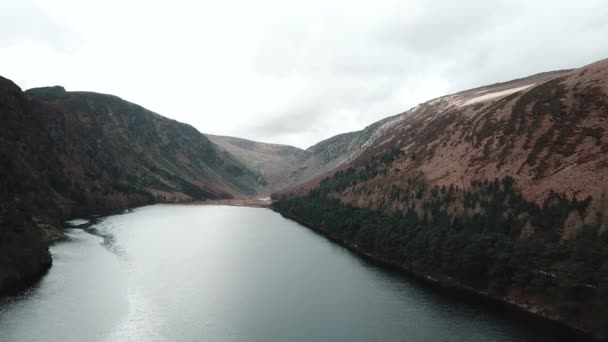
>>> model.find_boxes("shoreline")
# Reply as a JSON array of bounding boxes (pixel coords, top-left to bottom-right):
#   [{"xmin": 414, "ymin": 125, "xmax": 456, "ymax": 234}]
[
  {"xmin": 272, "ymin": 208, "xmax": 603, "ymax": 342},
  {"xmin": 191, "ymin": 198, "xmax": 271, "ymax": 208}
]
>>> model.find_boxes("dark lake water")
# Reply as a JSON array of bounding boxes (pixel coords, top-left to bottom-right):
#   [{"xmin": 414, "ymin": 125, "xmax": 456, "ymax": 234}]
[{"xmin": 0, "ymin": 205, "xmax": 576, "ymax": 341}]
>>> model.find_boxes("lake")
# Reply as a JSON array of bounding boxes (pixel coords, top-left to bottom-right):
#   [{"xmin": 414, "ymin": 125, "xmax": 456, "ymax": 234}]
[{"xmin": 0, "ymin": 205, "xmax": 576, "ymax": 341}]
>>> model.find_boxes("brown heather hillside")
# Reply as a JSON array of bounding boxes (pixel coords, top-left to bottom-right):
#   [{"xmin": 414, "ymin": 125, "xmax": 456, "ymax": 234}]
[
  {"xmin": 278, "ymin": 59, "xmax": 607, "ymax": 206},
  {"xmin": 0, "ymin": 78, "xmax": 260, "ymax": 294}
]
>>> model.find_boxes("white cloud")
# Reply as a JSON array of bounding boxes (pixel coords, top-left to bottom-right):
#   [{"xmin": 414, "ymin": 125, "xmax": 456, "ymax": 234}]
[{"xmin": 1, "ymin": 0, "xmax": 607, "ymax": 148}]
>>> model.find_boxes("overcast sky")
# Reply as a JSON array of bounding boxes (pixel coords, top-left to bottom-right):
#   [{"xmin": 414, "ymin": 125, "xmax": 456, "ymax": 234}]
[{"xmin": 1, "ymin": 0, "xmax": 607, "ymax": 148}]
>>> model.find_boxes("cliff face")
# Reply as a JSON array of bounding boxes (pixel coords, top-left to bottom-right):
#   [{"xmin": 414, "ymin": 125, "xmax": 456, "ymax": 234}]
[
  {"xmin": 0, "ymin": 77, "xmax": 260, "ymax": 294},
  {"xmin": 273, "ymin": 58, "xmax": 608, "ymax": 339}
]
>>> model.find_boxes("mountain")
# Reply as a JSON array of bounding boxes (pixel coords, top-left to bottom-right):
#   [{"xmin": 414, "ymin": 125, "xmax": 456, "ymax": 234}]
[
  {"xmin": 0, "ymin": 78, "xmax": 260, "ymax": 295},
  {"xmin": 1, "ymin": 56, "xmax": 607, "ymax": 339},
  {"xmin": 207, "ymin": 135, "xmax": 304, "ymax": 194},
  {"xmin": 208, "ymin": 132, "xmax": 365, "ymax": 194},
  {"xmin": 208, "ymin": 124, "xmax": 405, "ymax": 195},
  {"xmin": 273, "ymin": 59, "xmax": 608, "ymax": 339}
]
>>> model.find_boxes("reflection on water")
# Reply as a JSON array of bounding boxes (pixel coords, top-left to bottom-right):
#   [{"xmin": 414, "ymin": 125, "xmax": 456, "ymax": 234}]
[
  {"xmin": 0, "ymin": 229, "xmax": 129, "ymax": 342},
  {"xmin": 0, "ymin": 205, "xmax": 577, "ymax": 342}
]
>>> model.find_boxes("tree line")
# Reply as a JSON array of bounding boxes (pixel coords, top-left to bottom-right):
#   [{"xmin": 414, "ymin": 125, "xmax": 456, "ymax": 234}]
[{"xmin": 273, "ymin": 151, "xmax": 608, "ymax": 336}]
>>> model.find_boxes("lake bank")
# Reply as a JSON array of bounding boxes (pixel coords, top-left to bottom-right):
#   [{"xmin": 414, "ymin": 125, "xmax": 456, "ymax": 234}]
[{"xmin": 271, "ymin": 208, "xmax": 603, "ymax": 342}]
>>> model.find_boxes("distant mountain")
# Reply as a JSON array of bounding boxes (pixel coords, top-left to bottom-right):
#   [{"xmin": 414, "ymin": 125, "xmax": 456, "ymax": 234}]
[
  {"xmin": 208, "ymin": 123, "xmax": 411, "ymax": 195},
  {"xmin": 208, "ymin": 132, "xmax": 365, "ymax": 194},
  {"xmin": 207, "ymin": 135, "xmax": 304, "ymax": 194},
  {"xmin": 0, "ymin": 78, "xmax": 260, "ymax": 294},
  {"xmin": 273, "ymin": 59, "xmax": 608, "ymax": 339}
]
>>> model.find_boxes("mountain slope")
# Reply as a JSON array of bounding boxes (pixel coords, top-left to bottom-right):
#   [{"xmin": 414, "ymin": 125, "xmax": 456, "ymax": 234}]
[
  {"xmin": 0, "ymin": 78, "xmax": 260, "ymax": 294},
  {"xmin": 208, "ymin": 131, "xmax": 370, "ymax": 194},
  {"xmin": 273, "ymin": 59, "xmax": 608, "ymax": 339},
  {"xmin": 207, "ymin": 134, "xmax": 304, "ymax": 194},
  {"xmin": 341, "ymin": 63, "xmax": 605, "ymax": 203},
  {"xmin": 277, "ymin": 68, "xmax": 596, "ymax": 199},
  {"xmin": 208, "ymin": 122, "xmax": 409, "ymax": 194}
]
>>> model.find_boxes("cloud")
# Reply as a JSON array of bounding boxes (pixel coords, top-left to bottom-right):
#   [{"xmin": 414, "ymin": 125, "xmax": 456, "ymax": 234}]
[
  {"xmin": 1, "ymin": 0, "xmax": 608, "ymax": 148},
  {"xmin": 0, "ymin": 1, "xmax": 81, "ymax": 52}
]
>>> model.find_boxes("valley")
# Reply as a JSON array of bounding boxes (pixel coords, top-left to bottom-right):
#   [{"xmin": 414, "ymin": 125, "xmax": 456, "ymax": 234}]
[{"xmin": 0, "ymin": 57, "xmax": 607, "ymax": 340}]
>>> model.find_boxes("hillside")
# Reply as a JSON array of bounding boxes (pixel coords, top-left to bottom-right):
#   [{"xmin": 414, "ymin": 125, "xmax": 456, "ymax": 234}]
[
  {"xmin": 209, "ymin": 127, "xmax": 394, "ymax": 194},
  {"xmin": 207, "ymin": 135, "xmax": 304, "ymax": 194},
  {"xmin": 273, "ymin": 59, "xmax": 608, "ymax": 339},
  {"xmin": 0, "ymin": 78, "xmax": 260, "ymax": 294},
  {"xmin": 208, "ymin": 131, "xmax": 366, "ymax": 194}
]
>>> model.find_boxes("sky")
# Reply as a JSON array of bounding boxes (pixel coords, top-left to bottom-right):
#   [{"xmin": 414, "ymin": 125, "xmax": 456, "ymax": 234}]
[{"xmin": 1, "ymin": 0, "xmax": 608, "ymax": 148}]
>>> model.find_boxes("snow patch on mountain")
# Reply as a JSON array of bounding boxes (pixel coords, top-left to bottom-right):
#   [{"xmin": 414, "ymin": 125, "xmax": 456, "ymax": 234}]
[{"xmin": 461, "ymin": 84, "xmax": 535, "ymax": 107}]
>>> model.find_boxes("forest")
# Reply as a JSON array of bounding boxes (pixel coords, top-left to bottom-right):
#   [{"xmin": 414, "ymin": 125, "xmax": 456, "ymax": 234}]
[{"xmin": 273, "ymin": 149, "xmax": 608, "ymax": 336}]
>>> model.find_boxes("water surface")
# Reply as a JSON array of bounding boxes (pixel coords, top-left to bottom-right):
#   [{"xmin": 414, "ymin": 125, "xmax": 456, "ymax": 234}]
[{"xmin": 0, "ymin": 205, "xmax": 575, "ymax": 341}]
